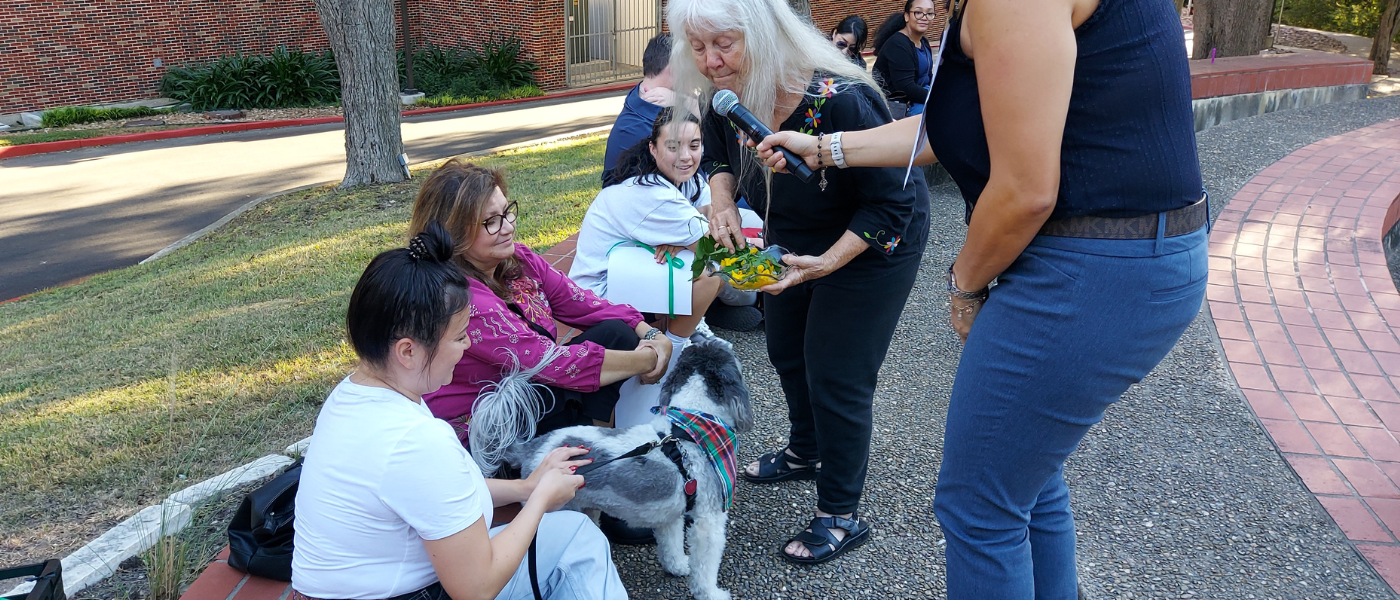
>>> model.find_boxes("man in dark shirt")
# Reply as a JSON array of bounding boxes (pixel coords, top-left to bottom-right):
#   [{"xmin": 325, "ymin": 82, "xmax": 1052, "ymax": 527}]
[{"xmin": 602, "ymin": 33, "xmax": 676, "ymax": 178}]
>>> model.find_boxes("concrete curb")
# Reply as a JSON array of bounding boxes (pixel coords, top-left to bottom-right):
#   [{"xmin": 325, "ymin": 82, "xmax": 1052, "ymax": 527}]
[
  {"xmin": 138, "ymin": 124, "xmax": 613, "ymax": 265},
  {"xmin": 0, "ymin": 82, "xmax": 633, "ymax": 161}
]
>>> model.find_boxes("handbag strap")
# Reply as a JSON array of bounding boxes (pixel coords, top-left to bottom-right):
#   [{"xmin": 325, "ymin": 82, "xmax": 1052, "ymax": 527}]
[
  {"xmin": 528, "ymin": 535, "xmax": 543, "ymax": 600},
  {"xmin": 0, "ymin": 560, "xmax": 62, "ymax": 600},
  {"xmin": 505, "ymin": 302, "xmax": 558, "ymax": 343}
]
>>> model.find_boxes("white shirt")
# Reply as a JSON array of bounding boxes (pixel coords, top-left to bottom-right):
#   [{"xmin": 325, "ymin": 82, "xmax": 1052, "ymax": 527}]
[
  {"xmin": 292, "ymin": 378, "xmax": 493, "ymax": 599},
  {"xmin": 570, "ymin": 176, "xmax": 711, "ymax": 296}
]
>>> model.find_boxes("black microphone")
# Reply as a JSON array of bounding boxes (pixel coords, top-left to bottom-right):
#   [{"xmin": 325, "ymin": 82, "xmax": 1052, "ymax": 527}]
[{"xmin": 711, "ymin": 90, "xmax": 816, "ymax": 183}]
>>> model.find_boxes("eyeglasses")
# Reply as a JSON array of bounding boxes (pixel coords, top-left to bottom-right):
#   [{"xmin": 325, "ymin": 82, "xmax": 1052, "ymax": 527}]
[
  {"xmin": 835, "ymin": 40, "xmax": 849, "ymax": 49},
  {"xmin": 482, "ymin": 201, "xmax": 518, "ymax": 235},
  {"xmin": 910, "ymin": 10, "xmax": 936, "ymax": 20}
]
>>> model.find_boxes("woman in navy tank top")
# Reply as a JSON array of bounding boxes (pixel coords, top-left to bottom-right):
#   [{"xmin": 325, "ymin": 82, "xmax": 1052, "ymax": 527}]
[{"xmin": 757, "ymin": 0, "xmax": 1206, "ymax": 597}]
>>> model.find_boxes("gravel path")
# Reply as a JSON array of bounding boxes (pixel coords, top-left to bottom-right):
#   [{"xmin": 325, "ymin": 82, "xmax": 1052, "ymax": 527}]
[{"xmin": 612, "ymin": 96, "xmax": 1400, "ymax": 599}]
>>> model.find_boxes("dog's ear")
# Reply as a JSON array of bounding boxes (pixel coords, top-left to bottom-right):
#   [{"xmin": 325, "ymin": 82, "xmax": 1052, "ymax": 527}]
[{"xmin": 721, "ymin": 354, "xmax": 755, "ymax": 434}]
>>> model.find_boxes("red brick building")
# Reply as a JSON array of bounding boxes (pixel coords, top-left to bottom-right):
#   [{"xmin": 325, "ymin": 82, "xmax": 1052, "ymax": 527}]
[{"xmin": 0, "ymin": 0, "xmax": 945, "ymax": 115}]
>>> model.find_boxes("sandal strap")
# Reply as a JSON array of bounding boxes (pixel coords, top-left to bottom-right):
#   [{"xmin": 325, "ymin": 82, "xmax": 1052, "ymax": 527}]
[
  {"xmin": 817, "ymin": 515, "xmax": 863, "ymax": 534},
  {"xmin": 792, "ymin": 529, "xmax": 830, "ymax": 548},
  {"xmin": 755, "ymin": 446, "xmax": 816, "ymax": 477}
]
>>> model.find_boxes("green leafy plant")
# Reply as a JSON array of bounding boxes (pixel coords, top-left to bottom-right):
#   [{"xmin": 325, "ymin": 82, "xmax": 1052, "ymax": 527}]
[
  {"xmin": 477, "ymin": 36, "xmax": 539, "ymax": 89},
  {"xmin": 40, "ymin": 106, "xmax": 162, "ymax": 128},
  {"xmin": 400, "ymin": 38, "xmax": 538, "ymax": 98},
  {"xmin": 161, "ymin": 48, "xmax": 339, "ymax": 111},
  {"xmin": 1275, "ymin": 0, "xmax": 1398, "ymax": 40}
]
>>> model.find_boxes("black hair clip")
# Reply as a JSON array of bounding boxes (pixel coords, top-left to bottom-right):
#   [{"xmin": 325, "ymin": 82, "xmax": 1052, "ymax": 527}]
[{"xmin": 407, "ymin": 235, "xmax": 429, "ymax": 261}]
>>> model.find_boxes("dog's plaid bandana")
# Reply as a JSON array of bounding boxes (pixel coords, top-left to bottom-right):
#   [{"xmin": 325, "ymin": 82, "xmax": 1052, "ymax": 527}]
[{"xmin": 652, "ymin": 405, "xmax": 738, "ymax": 510}]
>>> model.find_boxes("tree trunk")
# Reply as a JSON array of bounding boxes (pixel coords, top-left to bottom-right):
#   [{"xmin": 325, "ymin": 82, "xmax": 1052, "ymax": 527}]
[
  {"xmin": 1191, "ymin": 0, "xmax": 1274, "ymax": 59},
  {"xmin": 312, "ymin": 0, "xmax": 406, "ymax": 187},
  {"xmin": 1372, "ymin": 0, "xmax": 1400, "ymax": 76}
]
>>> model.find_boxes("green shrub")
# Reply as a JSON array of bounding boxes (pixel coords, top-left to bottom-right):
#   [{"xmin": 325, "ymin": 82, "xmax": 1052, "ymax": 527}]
[
  {"xmin": 41, "ymin": 106, "xmax": 162, "ymax": 128},
  {"xmin": 160, "ymin": 47, "xmax": 339, "ymax": 111},
  {"xmin": 477, "ymin": 37, "xmax": 538, "ymax": 89},
  {"xmin": 399, "ymin": 37, "xmax": 538, "ymax": 97},
  {"xmin": 1274, "ymin": 0, "xmax": 1399, "ymax": 41},
  {"xmin": 414, "ymin": 85, "xmax": 545, "ymax": 108},
  {"xmin": 160, "ymin": 38, "xmax": 537, "ymax": 112}
]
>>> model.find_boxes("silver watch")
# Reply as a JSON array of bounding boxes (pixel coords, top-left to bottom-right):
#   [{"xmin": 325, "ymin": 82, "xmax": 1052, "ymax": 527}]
[
  {"xmin": 642, "ymin": 328, "xmax": 662, "ymax": 341},
  {"xmin": 947, "ymin": 265, "xmax": 989, "ymax": 300}
]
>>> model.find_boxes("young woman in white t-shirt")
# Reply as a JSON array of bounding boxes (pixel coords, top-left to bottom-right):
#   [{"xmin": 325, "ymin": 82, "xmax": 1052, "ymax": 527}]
[
  {"xmin": 570, "ymin": 109, "xmax": 724, "ymax": 365},
  {"xmin": 292, "ymin": 223, "xmax": 628, "ymax": 600}
]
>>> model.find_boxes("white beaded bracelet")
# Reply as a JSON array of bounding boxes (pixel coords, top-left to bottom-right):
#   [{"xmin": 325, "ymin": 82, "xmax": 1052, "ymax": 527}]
[{"xmin": 830, "ymin": 131, "xmax": 848, "ymax": 169}]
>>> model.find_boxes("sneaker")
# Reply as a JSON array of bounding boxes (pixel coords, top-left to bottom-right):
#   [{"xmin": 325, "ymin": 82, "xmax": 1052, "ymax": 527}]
[
  {"xmin": 706, "ymin": 303, "xmax": 763, "ymax": 332},
  {"xmin": 692, "ymin": 318, "xmax": 716, "ymax": 341},
  {"xmin": 598, "ymin": 512, "xmax": 655, "ymax": 545}
]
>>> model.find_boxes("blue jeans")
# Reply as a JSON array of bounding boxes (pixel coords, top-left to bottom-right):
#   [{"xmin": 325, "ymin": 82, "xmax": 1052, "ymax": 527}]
[{"xmin": 934, "ymin": 226, "xmax": 1207, "ymax": 599}]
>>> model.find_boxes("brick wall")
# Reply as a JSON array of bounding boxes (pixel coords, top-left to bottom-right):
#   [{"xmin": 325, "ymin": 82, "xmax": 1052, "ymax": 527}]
[
  {"xmin": 0, "ymin": 0, "xmax": 330, "ymax": 114},
  {"xmin": 0, "ymin": 0, "xmax": 564, "ymax": 115},
  {"xmin": 0, "ymin": 0, "xmax": 942, "ymax": 115},
  {"xmin": 808, "ymin": 0, "xmax": 949, "ymax": 54},
  {"xmin": 408, "ymin": 0, "xmax": 566, "ymax": 92}
]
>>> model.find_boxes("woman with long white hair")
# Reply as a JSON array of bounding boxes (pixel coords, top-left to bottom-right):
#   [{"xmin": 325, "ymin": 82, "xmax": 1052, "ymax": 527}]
[{"xmin": 667, "ymin": 0, "xmax": 930, "ymax": 565}]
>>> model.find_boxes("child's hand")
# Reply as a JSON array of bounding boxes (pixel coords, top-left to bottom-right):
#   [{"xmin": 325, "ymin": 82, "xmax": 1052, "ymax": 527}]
[{"xmin": 654, "ymin": 244, "xmax": 687, "ymax": 263}]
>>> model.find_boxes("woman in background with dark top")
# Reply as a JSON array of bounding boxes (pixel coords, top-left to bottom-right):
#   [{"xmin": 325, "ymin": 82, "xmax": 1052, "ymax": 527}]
[
  {"xmin": 756, "ymin": 0, "xmax": 1207, "ymax": 595},
  {"xmin": 829, "ymin": 15, "xmax": 868, "ymax": 69},
  {"xmin": 872, "ymin": 0, "xmax": 936, "ymax": 118}
]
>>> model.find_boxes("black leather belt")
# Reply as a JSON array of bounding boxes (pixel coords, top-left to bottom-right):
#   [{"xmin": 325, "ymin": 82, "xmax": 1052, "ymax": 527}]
[{"xmin": 1038, "ymin": 196, "xmax": 1208, "ymax": 240}]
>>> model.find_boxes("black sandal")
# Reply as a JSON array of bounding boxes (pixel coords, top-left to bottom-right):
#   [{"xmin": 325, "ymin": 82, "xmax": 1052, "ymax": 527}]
[
  {"xmin": 741, "ymin": 446, "xmax": 819, "ymax": 484},
  {"xmin": 781, "ymin": 514, "xmax": 871, "ymax": 565}
]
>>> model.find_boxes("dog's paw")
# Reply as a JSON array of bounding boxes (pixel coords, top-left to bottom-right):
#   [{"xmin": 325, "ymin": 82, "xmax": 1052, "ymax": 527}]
[
  {"xmin": 659, "ymin": 556, "xmax": 691, "ymax": 577},
  {"xmin": 691, "ymin": 586, "xmax": 731, "ymax": 600}
]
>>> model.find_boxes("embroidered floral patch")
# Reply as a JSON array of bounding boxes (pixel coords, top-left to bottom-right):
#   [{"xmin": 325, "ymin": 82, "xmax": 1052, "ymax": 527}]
[
  {"xmin": 863, "ymin": 230, "xmax": 902, "ymax": 254},
  {"xmin": 816, "ymin": 78, "xmax": 840, "ymax": 98}
]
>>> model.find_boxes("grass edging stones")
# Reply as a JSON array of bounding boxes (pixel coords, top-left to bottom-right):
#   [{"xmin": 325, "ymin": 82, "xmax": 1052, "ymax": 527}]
[{"xmin": 0, "ymin": 135, "xmax": 608, "ymax": 582}]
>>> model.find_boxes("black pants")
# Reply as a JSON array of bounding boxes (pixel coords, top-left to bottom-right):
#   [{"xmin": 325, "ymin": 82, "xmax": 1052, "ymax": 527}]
[
  {"xmin": 765, "ymin": 254, "xmax": 922, "ymax": 515},
  {"xmin": 535, "ymin": 319, "xmax": 639, "ymax": 435}
]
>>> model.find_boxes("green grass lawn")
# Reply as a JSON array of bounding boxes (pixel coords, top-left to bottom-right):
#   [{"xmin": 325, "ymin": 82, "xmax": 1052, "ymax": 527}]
[
  {"xmin": 0, "ymin": 134, "xmax": 606, "ymax": 565},
  {"xmin": 0, "ymin": 126, "xmax": 217, "ymax": 147}
]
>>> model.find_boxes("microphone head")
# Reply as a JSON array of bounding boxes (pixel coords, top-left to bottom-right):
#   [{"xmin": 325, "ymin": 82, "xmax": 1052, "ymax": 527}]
[{"xmin": 711, "ymin": 90, "xmax": 739, "ymax": 116}]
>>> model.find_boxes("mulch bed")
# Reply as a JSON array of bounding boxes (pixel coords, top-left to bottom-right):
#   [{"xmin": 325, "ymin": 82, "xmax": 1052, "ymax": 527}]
[{"xmin": 1181, "ymin": 14, "xmax": 1349, "ymax": 54}]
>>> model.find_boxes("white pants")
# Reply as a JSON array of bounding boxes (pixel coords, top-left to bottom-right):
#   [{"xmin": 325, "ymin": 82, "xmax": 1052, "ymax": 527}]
[{"xmin": 491, "ymin": 511, "xmax": 627, "ymax": 600}]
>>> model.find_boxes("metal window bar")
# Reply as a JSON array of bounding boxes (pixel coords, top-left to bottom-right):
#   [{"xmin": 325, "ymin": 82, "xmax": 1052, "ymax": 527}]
[{"xmin": 565, "ymin": 0, "xmax": 662, "ymax": 87}]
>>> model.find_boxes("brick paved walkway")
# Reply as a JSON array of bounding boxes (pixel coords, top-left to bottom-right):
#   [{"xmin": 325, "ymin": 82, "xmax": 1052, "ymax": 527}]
[{"xmin": 1207, "ymin": 119, "xmax": 1400, "ymax": 591}]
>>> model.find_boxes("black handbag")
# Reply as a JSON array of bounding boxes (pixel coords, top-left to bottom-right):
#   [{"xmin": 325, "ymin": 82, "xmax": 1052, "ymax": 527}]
[
  {"xmin": 0, "ymin": 559, "xmax": 64, "ymax": 600},
  {"xmin": 227, "ymin": 458, "xmax": 301, "ymax": 581}
]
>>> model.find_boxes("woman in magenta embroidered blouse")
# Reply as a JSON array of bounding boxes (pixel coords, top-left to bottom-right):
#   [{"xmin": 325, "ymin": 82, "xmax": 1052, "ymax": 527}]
[{"xmin": 407, "ymin": 160, "xmax": 673, "ymax": 471}]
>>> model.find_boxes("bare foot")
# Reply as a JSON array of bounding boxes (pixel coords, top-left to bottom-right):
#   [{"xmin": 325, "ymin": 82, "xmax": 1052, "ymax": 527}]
[
  {"xmin": 784, "ymin": 510, "xmax": 850, "ymax": 559},
  {"xmin": 745, "ymin": 448, "xmax": 820, "ymax": 477}
]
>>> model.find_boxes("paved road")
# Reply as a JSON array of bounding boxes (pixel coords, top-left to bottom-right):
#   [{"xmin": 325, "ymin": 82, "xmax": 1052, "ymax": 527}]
[{"xmin": 0, "ymin": 90, "xmax": 626, "ymax": 301}]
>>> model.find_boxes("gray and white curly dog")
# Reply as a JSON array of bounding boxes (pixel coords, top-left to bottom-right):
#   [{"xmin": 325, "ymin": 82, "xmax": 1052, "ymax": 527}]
[{"xmin": 501, "ymin": 335, "xmax": 752, "ymax": 600}]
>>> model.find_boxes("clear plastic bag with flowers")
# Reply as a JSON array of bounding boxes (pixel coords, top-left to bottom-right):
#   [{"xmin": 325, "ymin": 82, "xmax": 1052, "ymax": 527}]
[{"xmin": 690, "ymin": 235, "xmax": 790, "ymax": 291}]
